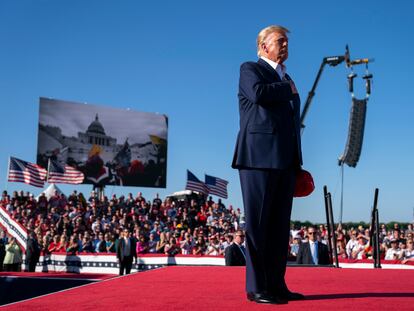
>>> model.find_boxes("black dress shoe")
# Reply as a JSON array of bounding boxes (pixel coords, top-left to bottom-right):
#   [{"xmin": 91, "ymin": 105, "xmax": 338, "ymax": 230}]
[
  {"xmin": 280, "ymin": 291, "xmax": 305, "ymax": 301},
  {"xmin": 247, "ymin": 292, "xmax": 288, "ymax": 304}
]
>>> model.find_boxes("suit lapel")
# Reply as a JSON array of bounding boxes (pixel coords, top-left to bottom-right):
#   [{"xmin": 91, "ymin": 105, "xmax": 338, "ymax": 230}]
[
  {"xmin": 306, "ymin": 242, "xmax": 312, "ymax": 261},
  {"xmin": 238, "ymin": 244, "xmax": 246, "ymax": 260}
]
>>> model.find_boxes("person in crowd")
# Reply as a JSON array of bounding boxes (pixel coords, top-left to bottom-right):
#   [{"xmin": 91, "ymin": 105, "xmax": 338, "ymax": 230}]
[
  {"xmin": 55, "ymin": 235, "xmax": 68, "ymax": 252},
  {"xmin": 225, "ymin": 230, "xmax": 246, "ymax": 266},
  {"xmin": 3, "ymin": 237, "xmax": 23, "ymax": 271},
  {"xmin": 156, "ymin": 232, "xmax": 168, "ymax": 253},
  {"xmin": 81, "ymin": 235, "xmax": 94, "ymax": 253},
  {"xmin": 346, "ymin": 230, "xmax": 359, "ymax": 258},
  {"xmin": 296, "ymin": 227, "xmax": 330, "ymax": 265},
  {"xmin": 401, "ymin": 239, "xmax": 414, "ymax": 262},
  {"xmin": 153, "ymin": 193, "xmax": 162, "ymax": 207},
  {"xmin": 336, "ymin": 238, "xmax": 347, "ymax": 258},
  {"xmin": 116, "ymin": 228, "xmax": 137, "ymax": 275},
  {"xmin": 350, "ymin": 235, "xmax": 368, "ymax": 259},
  {"xmin": 319, "ymin": 224, "xmax": 328, "ymax": 241},
  {"xmin": 42, "ymin": 234, "xmax": 52, "ymax": 255},
  {"xmin": 385, "ymin": 239, "xmax": 400, "ymax": 260},
  {"xmin": 164, "ymin": 237, "xmax": 180, "ymax": 256},
  {"xmin": 180, "ymin": 233, "xmax": 194, "ymax": 255},
  {"xmin": 104, "ymin": 233, "xmax": 115, "ymax": 253},
  {"xmin": 66, "ymin": 235, "xmax": 79, "ymax": 255},
  {"xmin": 147, "ymin": 233, "xmax": 158, "ymax": 253},
  {"xmin": 0, "ymin": 231, "xmax": 6, "ymax": 272},
  {"xmin": 91, "ymin": 217, "xmax": 103, "ymax": 233},
  {"xmin": 397, "ymin": 241, "xmax": 407, "ymax": 259},
  {"xmin": 48, "ymin": 235, "xmax": 60, "ymax": 253},
  {"xmin": 149, "ymin": 222, "xmax": 161, "ymax": 240},
  {"xmin": 389, "ymin": 229, "xmax": 401, "ymax": 243},
  {"xmin": 25, "ymin": 231, "xmax": 41, "ymax": 272},
  {"xmin": 193, "ymin": 235, "xmax": 207, "ymax": 255},
  {"xmin": 204, "ymin": 235, "xmax": 219, "ymax": 256},
  {"xmin": 136, "ymin": 235, "xmax": 148, "ymax": 254},
  {"xmin": 405, "ymin": 224, "xmax": 413, "ymax": 236},
  {"xmin": 95, "ymin": 233, "xmax": 106, "ymax": 253},
  {"xmin": 220, "ymin": 233, "xmax": 233, "ymax": 254},
  {"xmin": 406, "ymin": 232, "xmax": 413, "ymax": 243},
  {"xmin": 290, "ymin": 235, "xmax": 302, "ymax": 258}
]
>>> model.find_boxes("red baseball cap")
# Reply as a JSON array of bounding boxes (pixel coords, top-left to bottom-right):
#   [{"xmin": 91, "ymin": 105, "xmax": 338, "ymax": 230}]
[{"xmin": 294, "ymin": 169, "xmax": 315, "ymax": 198}]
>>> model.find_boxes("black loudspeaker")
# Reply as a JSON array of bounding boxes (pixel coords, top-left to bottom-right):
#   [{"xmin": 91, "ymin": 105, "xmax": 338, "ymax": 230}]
[{"xmin": 338, "ymin": 98, "xmax": 368, "ymax": 167}]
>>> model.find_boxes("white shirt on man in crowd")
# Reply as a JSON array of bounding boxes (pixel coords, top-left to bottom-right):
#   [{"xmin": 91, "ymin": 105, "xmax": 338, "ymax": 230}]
[
  {"xmin": 385, "ymin": 247, "xmax": 400, "ymax": 260},
  {"xmin": 346, "ymin": 238, "xmax": 359, "ymax": 258}
]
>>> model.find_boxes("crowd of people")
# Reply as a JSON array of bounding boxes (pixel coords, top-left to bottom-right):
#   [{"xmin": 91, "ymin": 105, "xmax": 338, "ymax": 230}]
[
  {"xmin": 1, "ymin": 189, "xmax": 413, "ymax": 272},
  {"xmin": 0, "ymin": 189, "xmax": 242, "ymax": 271},
  {"xmin": 289, "ymin": 222, "xmax": 414, "ymax": 263}
]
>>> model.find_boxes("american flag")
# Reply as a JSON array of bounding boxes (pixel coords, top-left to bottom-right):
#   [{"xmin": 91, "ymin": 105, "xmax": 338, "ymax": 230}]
[
  {"xmin": 205, "ymin": 174, "xmax": 228, "ymax": 199},
  {"xmin": 8, "ymin": 156, "xmax": 47, "ymax": 188},
  {"xmin": 185, "ymin": 170, "xmax": 209, "ymax": 195},
  {"xmin": 47, "ymin": 159, "xmax": 84, "ymax": 184}
]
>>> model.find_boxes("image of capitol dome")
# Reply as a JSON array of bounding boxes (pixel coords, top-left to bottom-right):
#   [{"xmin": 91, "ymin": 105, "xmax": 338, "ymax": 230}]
[
  {"xmin": 88, "ymin": 114, "xmax": 106, "ymax": 135},
  {"xmin": 78, "ymin": 114, "xmax": 117, "ymax": 147}
]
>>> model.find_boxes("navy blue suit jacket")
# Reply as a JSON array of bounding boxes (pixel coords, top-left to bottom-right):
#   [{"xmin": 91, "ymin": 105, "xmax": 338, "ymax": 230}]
[
  {"xmin": 232, "ymin": 58, "xmax": 302, "ymax": 169},
  {"xmin": 225, "ymin": 243, "xmax": 246, "ymax": 266},
  {"xmin": 296, "ymin": 241, "xmax": 331, "ymax": 265}
]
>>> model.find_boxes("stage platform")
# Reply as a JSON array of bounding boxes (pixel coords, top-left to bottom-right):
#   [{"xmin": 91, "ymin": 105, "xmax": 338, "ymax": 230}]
[
  {"xmin": 0, "ymin": 272, "xmax": 113, "ymax": 306},
  {"xmin": 2, "ymin": 266, "xmax": 414, "ymax": 310}
]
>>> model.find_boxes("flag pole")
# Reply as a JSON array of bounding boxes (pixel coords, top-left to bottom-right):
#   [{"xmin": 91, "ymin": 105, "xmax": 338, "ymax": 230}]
[
  {"xmin": 5, "ymin": 156, "xmax": 10, "ymax": 191},
  {"xmin": 46, "ymin": 158, "xmax": 51, "ymax": 184}
]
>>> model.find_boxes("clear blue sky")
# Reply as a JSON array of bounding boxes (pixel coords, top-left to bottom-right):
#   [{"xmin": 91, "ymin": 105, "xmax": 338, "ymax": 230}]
[{"xmin": 1, "ymin": 0, "xmax": 413, "ymax": 223}]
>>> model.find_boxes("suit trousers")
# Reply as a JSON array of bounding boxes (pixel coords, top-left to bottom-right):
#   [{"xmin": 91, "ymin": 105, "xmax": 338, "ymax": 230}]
[
  {"xmin": 119, "ymin": 255, "xmax": 133, "ymax": 275},
  {"xmin": 239, "ymin": 168, "xmax": 295, "ymax": 294},
  {"xmin": 26, "ymin": 258, "xmax": 39, "ymax": 272}
]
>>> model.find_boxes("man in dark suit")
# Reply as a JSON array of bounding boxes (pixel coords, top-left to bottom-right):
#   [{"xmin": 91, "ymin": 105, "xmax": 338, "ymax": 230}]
[
  {"xmin": 225, "ymin": 230, "xmax": 246, "ymax": 266},
  {"xmin": 296, "ymin": 227, "xmax": 331, "ymax": 265},
  {"xmin": 26, "ymin": 231, "xmax": 41, "ymax": 272},
  {"xmin": 116, "ymin": 229, "xmax": 137, "ymax": 275},
  {"xmin": 232, "ymin": 25, "xmax": 303, "ymax": 304}
]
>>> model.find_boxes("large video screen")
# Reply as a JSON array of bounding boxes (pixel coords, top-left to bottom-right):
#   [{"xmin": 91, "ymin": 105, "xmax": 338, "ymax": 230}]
[{"xmin": 37, "ymin": 97, "xmax": 168, "ymax": 188}]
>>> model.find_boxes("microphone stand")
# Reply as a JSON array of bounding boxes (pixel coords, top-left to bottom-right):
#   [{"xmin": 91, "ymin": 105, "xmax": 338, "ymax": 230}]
[
  {"xmin": 300, "ymin": 55, "xmax": 344, "ymax": 135},
  {"xmin": 300, "ymin": 45, "xmax": 373, "ymax": 135}
]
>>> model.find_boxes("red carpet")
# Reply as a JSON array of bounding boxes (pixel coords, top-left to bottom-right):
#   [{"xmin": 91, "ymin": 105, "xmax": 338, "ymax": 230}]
[{"xmin": 2, "ymin": 266, "xmax": 414, "ymax": 310}]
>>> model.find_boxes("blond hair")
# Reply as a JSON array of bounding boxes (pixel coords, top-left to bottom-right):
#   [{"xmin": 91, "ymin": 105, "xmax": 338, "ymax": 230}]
[{"xmin": 257, "ymin": 25, "xmax": 290, "ymax": 57}]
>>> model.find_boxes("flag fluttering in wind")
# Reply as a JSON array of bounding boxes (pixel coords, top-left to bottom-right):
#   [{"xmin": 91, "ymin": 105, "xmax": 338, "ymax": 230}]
[
  {"xmin": 205, "ymin": 174, "xmax": 228, "ymax": 199},
  {"xmin": 47, "ymin": 159, "xmax": 84, "ymax": 184},
  {"xmin": 8, "ymin": 156, "xmax": 47, "ymax": 188},
  {"xmin": 185, "ymin": 170, "xmax": 209, "ymax": 195},
  {"xmin": 149, "ymin": 135, "xmax": 167, "ymax": 145}
]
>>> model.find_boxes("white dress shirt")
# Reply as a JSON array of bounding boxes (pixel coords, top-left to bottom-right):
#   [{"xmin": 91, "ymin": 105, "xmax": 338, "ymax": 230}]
[
  {"xmin": 260, "ymin": 56, "xmax": 286, "ymax": 80},
  {"xmin": 123, "ymin": 237, "xmax": 131, "ymax": 257}
]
